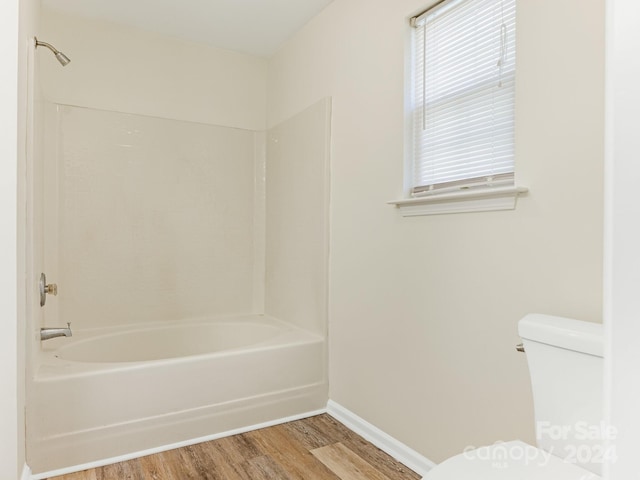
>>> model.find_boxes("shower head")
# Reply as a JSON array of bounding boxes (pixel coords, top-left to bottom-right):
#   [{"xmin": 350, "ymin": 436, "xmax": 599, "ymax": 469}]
[
  {"xmin": 54, "ymin": 51, "xmax": 71, "ymax": 67},
  {"xmin": 34, "ymin": 37, "xmax": 71, "ymax": 66}
]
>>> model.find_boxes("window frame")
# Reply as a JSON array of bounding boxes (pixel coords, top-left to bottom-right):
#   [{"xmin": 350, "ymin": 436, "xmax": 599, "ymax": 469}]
[{"xmin": 391, "ymin": 0, "xmax": 527, "ymax": 216}]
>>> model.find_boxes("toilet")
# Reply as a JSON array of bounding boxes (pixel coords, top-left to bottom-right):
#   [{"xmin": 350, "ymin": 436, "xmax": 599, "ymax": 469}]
[{"xmin": 424, "ymin": 314, "xmax": 604, "ymax": 479}]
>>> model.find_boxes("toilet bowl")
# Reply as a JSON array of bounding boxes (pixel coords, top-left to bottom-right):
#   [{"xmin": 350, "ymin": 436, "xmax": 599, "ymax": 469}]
[
  {"xmin": 424, "ymin": 314, "xmax": 604, "ymax": 479},
  {"xmin": 424, "ymin": 440, "xmax": 600, "ymax": 479}
]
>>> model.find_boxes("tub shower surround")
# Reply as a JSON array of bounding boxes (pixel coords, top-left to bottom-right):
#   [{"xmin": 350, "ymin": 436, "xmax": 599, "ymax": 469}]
[
  {"xmin": 45, "ymin": 105, "xmax": 260, "ymax": 329},
  {"xmin": 29, "ymin": 99, "xmax": 330, "ymax": 474}
]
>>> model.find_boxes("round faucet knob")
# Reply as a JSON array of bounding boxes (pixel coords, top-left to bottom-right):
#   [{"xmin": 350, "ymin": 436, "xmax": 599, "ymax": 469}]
[{"xmin": 45, "ymin": 283, "xmax": 58, "ymax": 296}]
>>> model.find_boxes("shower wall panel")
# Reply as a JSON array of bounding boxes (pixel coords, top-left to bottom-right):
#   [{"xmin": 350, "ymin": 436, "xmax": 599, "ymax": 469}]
[
  {"xmin": 47, "ymin": 105, "xmax": 259, "ymax": 328},
  {"xmin": 265, "ymin": 98, "xmax": 331, "ymax": 334}
]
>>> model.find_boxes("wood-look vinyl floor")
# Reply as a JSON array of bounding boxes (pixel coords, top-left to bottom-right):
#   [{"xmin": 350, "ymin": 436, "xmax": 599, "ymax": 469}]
[{"xmin": 47, "ymin": 414, "xmax": 421, "ymax": 480}]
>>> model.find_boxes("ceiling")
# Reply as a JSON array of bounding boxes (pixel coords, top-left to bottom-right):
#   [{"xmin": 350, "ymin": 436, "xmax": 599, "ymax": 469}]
[{"xmin": 41, "ymin": 0, "xmax": 334, "ymax": 57}]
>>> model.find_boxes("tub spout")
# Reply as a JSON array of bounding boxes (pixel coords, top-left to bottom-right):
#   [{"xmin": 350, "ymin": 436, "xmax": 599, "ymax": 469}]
[{"xmin": 41, "ymin": 322, "xmax": 72, "ymax": 341}]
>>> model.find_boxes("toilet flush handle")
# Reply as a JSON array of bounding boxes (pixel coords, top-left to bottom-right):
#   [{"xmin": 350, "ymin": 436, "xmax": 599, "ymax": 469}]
[{"xmin": 516, "ymin": 343, "xmax": 525, "ymax": 353}]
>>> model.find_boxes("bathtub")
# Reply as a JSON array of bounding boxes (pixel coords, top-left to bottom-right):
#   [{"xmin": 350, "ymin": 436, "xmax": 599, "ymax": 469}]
[{"xmin": 28, "ymin": 314, "xmax": 327, "ymax": 474}]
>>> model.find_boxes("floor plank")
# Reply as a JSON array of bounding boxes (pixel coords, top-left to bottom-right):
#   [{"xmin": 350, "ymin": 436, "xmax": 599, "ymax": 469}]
[
  {"xmin": 244, "ymin": 454, "xmax": 296, "ymax": 480},
  {"xmin": 312, "ymin": 442, "xmax": 392, "ymax": 480},
  {"xmin": 95, "ymin": 458, "xmax": 144, "ymax": 480},
  {"xmin": 246, "ymin": 423, "xmax": 340, "ymax": 480},
  {"xmin": 306, "ymin": 414, "xmax": 422, "ymax": 480},
  {"xmin": 138, "ymin": 452, "xmax": 177, "ymax": 480},
  {"xmin": 280, "ymin": 416, "xmax": 335, "ymax": 451},
  {"xmin": 162, "ymin": 447, "xmax": 205, "ymax": 480},
  {"xmin": 46, "ymin": 414, "xmax": 420, "ymax": 480},
  {"xmin": 191, "ymin": 440, "xmax": 253, "ymax": 480},
  {"xmin": 53, "ymin": 471, "xmax": 98, "ymax": 480}
]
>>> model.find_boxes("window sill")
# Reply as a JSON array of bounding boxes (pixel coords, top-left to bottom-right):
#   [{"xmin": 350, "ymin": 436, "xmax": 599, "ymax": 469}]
[{"xmin": 388, "ymin": 185, "xmax": 528, "ymax": 217}]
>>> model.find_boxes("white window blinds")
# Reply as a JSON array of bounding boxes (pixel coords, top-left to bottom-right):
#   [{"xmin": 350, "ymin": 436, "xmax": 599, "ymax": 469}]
[{"xmin": 411, "ymin": 0, "xmax": 516, "ymax": 196}]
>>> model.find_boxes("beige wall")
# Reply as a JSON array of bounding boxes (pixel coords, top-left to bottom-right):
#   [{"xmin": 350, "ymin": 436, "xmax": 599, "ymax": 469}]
[
  {"xmin": 1, "ymin": 0, "xmax": 40, "ymax": 478},
  {"xmin": 268, "ymin": 0, "xmax": 604, "ymax": 463},
  {"xmin": 40, "ymin": 9, "xmax": 267, "ymax": 131},
  {"xmin": 0, "ymin": 0, "xmax": 21, "ymax": 477}
]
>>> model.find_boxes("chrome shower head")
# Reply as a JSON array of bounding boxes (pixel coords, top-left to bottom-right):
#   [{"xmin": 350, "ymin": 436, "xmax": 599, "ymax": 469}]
[
  {"xmin": 54, "ymin": 51, "xmax": 71, "ymax": 67},
  {"xmin": 35, "ymin": 37, "xmax": 71, "ymax": 66}
]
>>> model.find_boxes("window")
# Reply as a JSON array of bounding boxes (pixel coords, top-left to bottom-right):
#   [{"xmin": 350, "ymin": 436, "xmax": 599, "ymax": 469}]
[{"xmin": 392, "ymin": 0, "xmax": 525, "ymax": 216}]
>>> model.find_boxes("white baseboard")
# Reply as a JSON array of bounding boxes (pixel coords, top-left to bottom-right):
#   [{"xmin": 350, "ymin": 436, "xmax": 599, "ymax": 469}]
[
  {"xmin": 326, "ymin": 400, "xmax": 436, "ymax": 478},
  {"xmin": 31, "ymin": 407, "xmax": 326, "ymax": 480},
  {"xmin": 21, "ymin": 464, "xmax": 32, "ymax": 480}
]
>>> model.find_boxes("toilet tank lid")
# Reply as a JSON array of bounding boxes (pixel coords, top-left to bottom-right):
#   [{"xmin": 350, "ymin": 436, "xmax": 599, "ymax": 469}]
[{"xmin": 518, "ymin": 314, "xmax": 603, "ymax": 358}]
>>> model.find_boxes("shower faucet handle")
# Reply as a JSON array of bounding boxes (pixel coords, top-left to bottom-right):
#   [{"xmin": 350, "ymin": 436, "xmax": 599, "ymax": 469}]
[
  {"xmin": 39, "ymin": 273, "xmax": 58, "ymax": 307},
  {"xmin": 45, "ymin": 283, "xmax": 58, "ymax": 296}
]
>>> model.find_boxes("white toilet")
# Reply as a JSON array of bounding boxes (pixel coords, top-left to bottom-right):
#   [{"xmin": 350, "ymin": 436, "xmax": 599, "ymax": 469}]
[{"xmin": 424, "ymin": 314, "xmax": 604, "ymax": 479}]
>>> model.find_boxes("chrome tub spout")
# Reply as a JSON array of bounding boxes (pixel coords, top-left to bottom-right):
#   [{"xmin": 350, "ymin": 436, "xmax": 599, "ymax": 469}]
[{"xmin": 41, "ymin": 323, "xmax": 72, "ymax": 341}]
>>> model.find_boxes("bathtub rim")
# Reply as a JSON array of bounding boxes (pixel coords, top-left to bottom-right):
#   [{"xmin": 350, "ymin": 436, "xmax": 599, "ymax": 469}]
[{"xmin": 36, "ymin": 313, "xmax": 324, "ymax": 379}]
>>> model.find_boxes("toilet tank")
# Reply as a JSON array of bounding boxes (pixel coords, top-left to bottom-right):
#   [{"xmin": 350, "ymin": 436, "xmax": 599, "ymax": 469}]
[{"xmin": 519, "ymin": 314, "xmax": 604, "ymax": 475}]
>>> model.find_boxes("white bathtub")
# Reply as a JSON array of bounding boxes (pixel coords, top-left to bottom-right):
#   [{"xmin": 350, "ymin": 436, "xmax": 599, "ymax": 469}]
[{"xmin": 28, "ymin": 314, "xmax": 327, "ymax": 474}]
